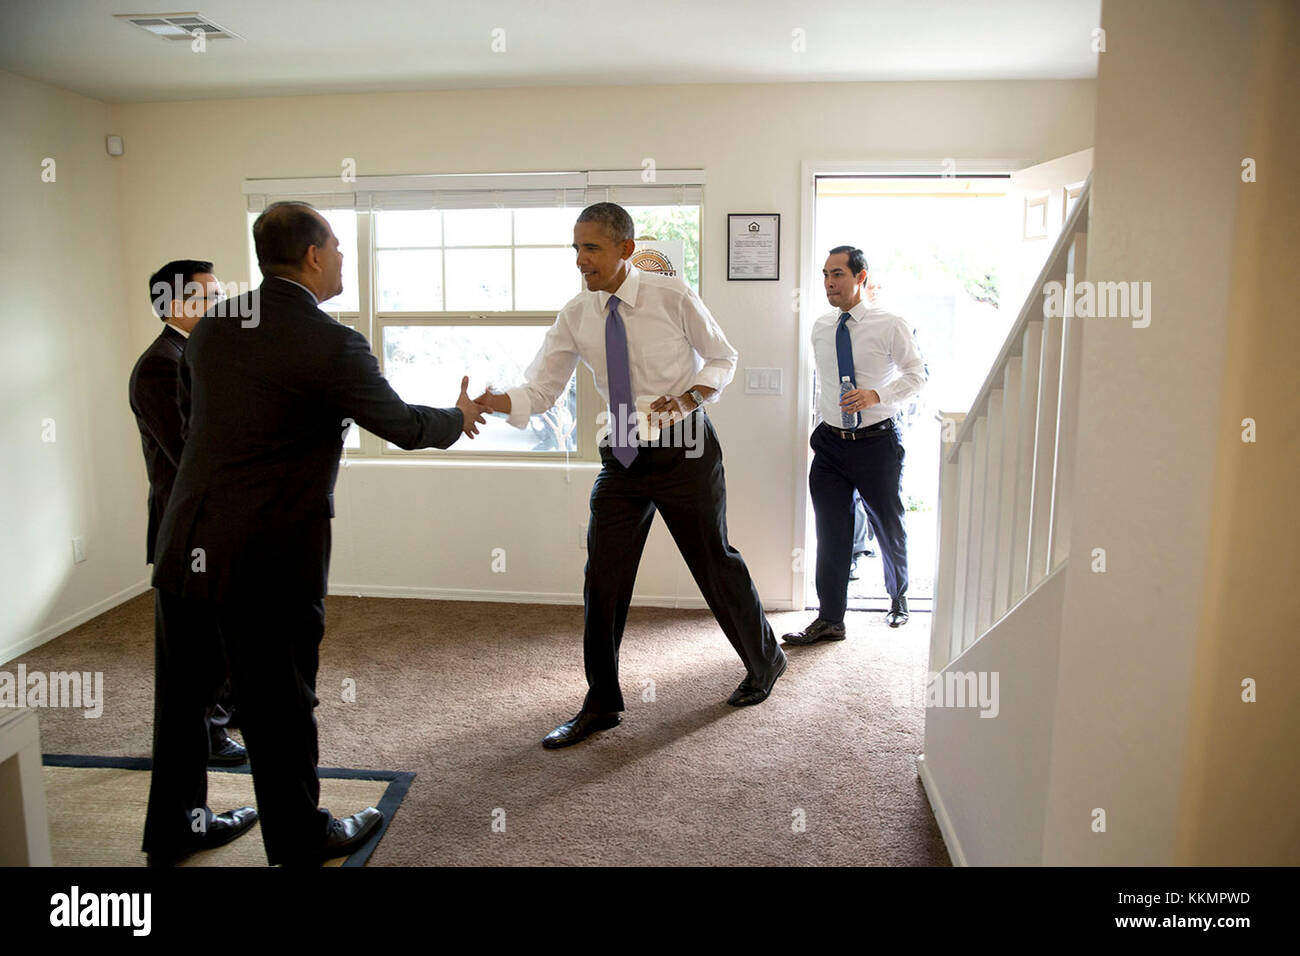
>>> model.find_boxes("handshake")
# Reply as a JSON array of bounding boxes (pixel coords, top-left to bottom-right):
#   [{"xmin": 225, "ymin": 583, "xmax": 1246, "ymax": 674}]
[
  {"xmin": 455, "ymin": 381, "xmax": 711, "ymax": 440},
  {"xmin": 453, "ymin": 378, "xmax": 502, "ymax": 439}
]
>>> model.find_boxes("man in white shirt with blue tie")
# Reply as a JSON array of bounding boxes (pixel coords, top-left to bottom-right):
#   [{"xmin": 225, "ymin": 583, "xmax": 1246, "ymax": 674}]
[
  {"xmin": 475, "ymin": 202, "xmax": 787, "ymax": 748},
  {"xmin": 785, "ymin": 246, "xmax": 927, "ymax": 643}
]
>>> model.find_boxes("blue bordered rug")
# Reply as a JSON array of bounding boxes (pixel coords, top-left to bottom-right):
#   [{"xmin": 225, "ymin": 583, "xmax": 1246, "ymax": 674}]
[{"xmin": 42, "ymin": 753, "xmax": 414, "ymax": 867}]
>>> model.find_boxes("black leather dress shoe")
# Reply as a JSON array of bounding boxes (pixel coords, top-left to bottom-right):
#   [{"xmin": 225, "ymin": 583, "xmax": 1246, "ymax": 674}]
[
  {"xmin": 277, "ymin": 807, "xmax": 384, "ymax": 867},
  {"xmin": 782, "ymin": 618, "xmax": 846, "ymax": 645},
  {"xmin": 320, "ymin": 807, "xmax": 383, "ymax": 863},
  {"xmin": 885, "ymin": 595, "xmax": 909, "ymax": 627},
  {"xmin": 543, "ymin": 711, "xmax": 622, "ymax": 749},
  {"xmin": 146, "ymin": 806, "xmax": 258, "ymax": 866},
  {"xmin": 727, "ymin": 652, "xmax": 788, "ymax": 706},
  {"xmin": 208, "ymin": 730, "xmax": 247, "ymax": 766}
]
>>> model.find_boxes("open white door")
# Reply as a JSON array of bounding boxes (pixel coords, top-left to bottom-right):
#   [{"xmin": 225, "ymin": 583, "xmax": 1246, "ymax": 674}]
[{"xmin": 1006, "ymin": 148, "xmax": 1093, "ymax": 310}]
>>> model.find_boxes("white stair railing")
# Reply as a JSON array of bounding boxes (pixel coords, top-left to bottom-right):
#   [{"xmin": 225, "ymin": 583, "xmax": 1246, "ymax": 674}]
[{"xmin": 930, "ymin": 177, "xmax": 1091, "ymax": 671}]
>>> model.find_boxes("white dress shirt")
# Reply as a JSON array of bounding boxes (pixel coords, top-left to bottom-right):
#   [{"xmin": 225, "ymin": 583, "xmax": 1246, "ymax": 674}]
[
  {"xmin": 505, "ymin": 264, "xmax": 738, "ymax": 429},
  {"xmin": 164, "ymin": 321, "xmax": 190, "ymax": 338},
  {"xmin": 812, "ymin": 300, "xmax": 927, "ymax": 427}
]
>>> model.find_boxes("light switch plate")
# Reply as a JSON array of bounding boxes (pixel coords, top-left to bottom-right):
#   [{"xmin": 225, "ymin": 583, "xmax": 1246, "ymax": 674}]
[{"xmin": 744, "ymin": 368, "xmax": 783, "ymax": 395}]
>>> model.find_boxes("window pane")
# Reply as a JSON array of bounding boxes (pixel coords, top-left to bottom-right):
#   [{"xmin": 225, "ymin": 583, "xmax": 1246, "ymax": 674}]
[
  {"xmin": 376, "ymin": 210, "xmax": 441, "ymax": 248},
  {"xmin": 514, "ymin": 206, "xmax": 578, "ymax": 246},
  {"xmin": 318, "ymin": 209, "xmax": 359, "ymax": 312},
  {"xmin": 442, "ymin": 208, "xmax": 511, "ymax": 246},
  {"xmin": 382, "ymin": 325, "xmax": 577, "ymax": 453},
  {"xmin": 340, "ymin": 324, "xmax": 362, "ymax": 448},
  {"xmin": 245, "ymin": 209, "xmax": 359, "ymax": 311},
  {"xmin": 515, "ymin": 248, "xmax": 581, "ymax": 311},
  {"xmin": 377, "ymin": 250, "xmax": 443, "ymax": 311},
  {"xmin": 445, "ymin": 248, "xmax": 511, "ymax": 310},
  {"xmin": 626, "ymin": 205, "xmax": 700, "ymax": 292}
]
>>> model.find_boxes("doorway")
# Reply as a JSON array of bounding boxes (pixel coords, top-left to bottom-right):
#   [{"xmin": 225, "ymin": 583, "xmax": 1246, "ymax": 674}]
[{"xmin": 801, "ymin": 173, "xmax": 1016, "ymax": 613}]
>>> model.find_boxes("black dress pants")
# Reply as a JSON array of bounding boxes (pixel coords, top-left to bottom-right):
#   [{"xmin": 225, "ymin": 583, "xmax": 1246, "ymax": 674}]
[
  {"xmin": 143, "ymin": 589, "xmax": 330, "ymax": 865},
  {"xmin": 809, "ymin": 421, "xmax": 909, "ymax": 622},
  {"xmin": 581, "ymin": 411, "xmax": 784, "ymax": 713},
  {"xmin": 142, "ymin": 589, "xmax": 226, "ymax": 854}
]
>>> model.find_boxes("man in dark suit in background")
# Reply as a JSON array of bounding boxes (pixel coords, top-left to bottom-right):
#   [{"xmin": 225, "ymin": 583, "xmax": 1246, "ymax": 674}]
[
  {"xmin": 143, "ymin": 202, "xmax": 488, "ymax": 865},
  {"xmin": 129, "ymin": 259, "xmax": 246, "ymax": 768}
]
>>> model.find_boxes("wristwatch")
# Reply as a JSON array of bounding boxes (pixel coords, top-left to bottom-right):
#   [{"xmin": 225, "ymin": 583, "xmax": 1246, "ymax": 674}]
[{"xmin": 686, "ymin": 387, "xmax": 706, "ymax": 409}]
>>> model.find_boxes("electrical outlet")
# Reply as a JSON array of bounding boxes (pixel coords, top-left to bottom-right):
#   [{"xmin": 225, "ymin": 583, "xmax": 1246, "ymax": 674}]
[{"xmin": 72, "ymin": 536, "xmax": 86, "ymax": 564}]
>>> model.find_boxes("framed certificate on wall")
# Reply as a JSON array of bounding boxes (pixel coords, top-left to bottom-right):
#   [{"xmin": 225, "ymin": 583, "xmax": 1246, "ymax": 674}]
[{"xmin": 727, "ymin": 213, "xmax": 780, "ymax": 280}]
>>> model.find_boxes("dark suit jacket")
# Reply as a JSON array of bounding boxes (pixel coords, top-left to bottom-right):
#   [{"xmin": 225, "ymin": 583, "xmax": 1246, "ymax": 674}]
[
  {"xmin": 129, "ymin": 324, "xmax": 188, "ymax": 564},
  {"xmin": 152, "ymin": 276, "xmax": 463, "ymax": 602}
]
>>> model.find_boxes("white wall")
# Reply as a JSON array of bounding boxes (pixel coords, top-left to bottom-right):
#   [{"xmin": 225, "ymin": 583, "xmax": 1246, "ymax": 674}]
[
  {"xmin": 1175, "ymin": 0, "xmax": 1300, "ymax": 865},
  {"xmin": 1043, "ymin": 0, "xmax": 1277, "ymax": 864},
  {"xmin": 108, "ymin": 80, "xmax": 1094, "ymax": 612},
  {"xmin": 0, "ymin": 70, "xmax": 148, "ymax": 663},
  {"xmin": 0, "ymin": 75, "xmax": 1094, "ymax": 657},
  {"xmin": 922, "ymin": 567, "xmax": 1068, "ymax": 865}
]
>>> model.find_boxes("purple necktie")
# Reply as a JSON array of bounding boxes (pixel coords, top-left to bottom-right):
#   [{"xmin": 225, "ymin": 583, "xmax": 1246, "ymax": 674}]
[{"xmin": 605, "ymin": 295, "xmax": 638, "ymax": 468}]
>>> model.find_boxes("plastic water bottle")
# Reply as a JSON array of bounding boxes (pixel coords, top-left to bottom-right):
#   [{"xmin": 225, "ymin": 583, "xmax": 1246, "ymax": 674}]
[{"xmin": 840, "ymin": 376, "xmax": 859, "ymax": 430}]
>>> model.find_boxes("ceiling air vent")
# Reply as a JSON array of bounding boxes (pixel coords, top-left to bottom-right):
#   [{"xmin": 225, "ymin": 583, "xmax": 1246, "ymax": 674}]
[{"xmin": 114, "ymin": 12, "xmax": 243, "ymax": 41}]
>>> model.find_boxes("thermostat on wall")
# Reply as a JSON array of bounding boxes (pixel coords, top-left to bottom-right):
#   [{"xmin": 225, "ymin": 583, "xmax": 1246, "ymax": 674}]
[{"xmin": 105, "ymin": 135, "xmax": 124, "ymax": 156}]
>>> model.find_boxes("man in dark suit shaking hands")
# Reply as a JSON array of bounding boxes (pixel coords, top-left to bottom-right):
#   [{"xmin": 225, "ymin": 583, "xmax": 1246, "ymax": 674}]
[
  {"xmin": 143, "ymin": 202, "xmax": 488, "ymax": 865},
  {"xmin": 129, "ymin": 259, "xmax": 247, "ymax": 769}
]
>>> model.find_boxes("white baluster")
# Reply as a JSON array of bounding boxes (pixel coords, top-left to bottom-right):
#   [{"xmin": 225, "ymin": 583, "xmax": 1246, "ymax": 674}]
[
  {"xmin": 993, "ymin": 358, "xmax": 1022, "ymax": 620},
  {"xmin": 976, "ymin": 390, "xmax": 1004, "ymax": 635},
  {"xmin": 962, "ymin": 415, "xmax": 989, "ymax": 651},
  {"xmin": 1010, "ymin": 319, "xmax": 1043, "ymax": 604}
]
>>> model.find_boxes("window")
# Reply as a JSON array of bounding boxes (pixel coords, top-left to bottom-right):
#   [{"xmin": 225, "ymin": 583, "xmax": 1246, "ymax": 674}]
[{"xmin": 244, "ymin": 171, "xmax": 704, "ymax": 460}]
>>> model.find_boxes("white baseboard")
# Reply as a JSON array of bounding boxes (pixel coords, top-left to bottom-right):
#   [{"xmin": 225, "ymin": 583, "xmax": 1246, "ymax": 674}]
[
  {"xmin": 1, "ymin": 577, "xmax": 152, "ymax": 666},
  {"xmin": 917, "ymin": 753, "xmax": 967, "ymax": 867},
  {"xmin": 327, "ymin": 582, "xmax": 795, "ymax": 613}
]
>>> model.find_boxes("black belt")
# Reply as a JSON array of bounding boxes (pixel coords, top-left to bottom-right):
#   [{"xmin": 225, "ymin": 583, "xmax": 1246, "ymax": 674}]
[{"xmin": 823, "ymin": 418, "xmax": 895, "ymax": 441}]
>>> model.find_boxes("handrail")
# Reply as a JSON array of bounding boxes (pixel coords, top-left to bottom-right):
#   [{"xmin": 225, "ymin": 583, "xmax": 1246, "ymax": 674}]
[{"xmin": 946, "ymin": 175, "xmax": 1092, "ymax": 461}]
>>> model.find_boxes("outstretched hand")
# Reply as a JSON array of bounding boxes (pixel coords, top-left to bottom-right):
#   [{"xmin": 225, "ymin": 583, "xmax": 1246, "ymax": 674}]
[
  {"xmin": 456, "ymin": 376, "xmax": 490, "ymax": 438},
  {"xmin": 473, "ymin": 389, "xmax": 512, "ymax": 415}
]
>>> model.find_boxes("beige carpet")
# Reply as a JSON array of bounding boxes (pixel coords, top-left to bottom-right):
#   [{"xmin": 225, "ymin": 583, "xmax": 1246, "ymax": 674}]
[
  {"xmin": 42, "ymin": 765, "xmax": 388, "ymax": 866},
  {"xmin": 15, "ymin": 592, "xmax": 949, "ymax": 866}
]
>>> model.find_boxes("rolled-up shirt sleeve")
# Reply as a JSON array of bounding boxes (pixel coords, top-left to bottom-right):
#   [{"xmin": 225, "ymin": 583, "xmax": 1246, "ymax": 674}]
[
  {"xmin": 504, "ymin": 310, "xmax": 581, "ymax": 429},
  {"xmin": 875, "ymin": 317, "xmax": 928, "ymax": 407},
  {"xmin": 679, "ymin": 287, "xmax": 737, "ymax": 401}
]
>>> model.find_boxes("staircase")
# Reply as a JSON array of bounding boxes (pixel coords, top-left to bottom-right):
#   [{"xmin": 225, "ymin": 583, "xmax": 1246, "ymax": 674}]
[
  {"xmin": 931, "ymin": 177, "xmax": 1090, "ymax": 670},
  {"xmin": 918, "ymin": 177, "xmax": 1091, "ymax": 864}
]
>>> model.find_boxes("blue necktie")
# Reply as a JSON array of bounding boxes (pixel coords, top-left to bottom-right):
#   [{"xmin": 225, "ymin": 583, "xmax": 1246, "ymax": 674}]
[
  {"xmin": 605, "ymin": 295, "xmax": 638, "ymax": 468},
  {"xmin": 836, "ymin": 312, "xmax": 857, "ymax": 428}
]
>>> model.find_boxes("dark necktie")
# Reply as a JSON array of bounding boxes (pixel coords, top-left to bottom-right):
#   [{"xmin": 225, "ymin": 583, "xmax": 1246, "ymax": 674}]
[
  {"xmin": 836, "ymin": 312, "xmax": 857, "ymax": 428},
  {"xmin": 605, "ymin": 295, "xmax": 638, "ymax": 468}
]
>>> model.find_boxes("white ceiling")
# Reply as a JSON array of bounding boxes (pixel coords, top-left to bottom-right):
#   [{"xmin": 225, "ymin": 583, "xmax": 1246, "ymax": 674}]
[{"xmin": 0, "ymin": 0, "xmax": 1101, "ymax": 104}]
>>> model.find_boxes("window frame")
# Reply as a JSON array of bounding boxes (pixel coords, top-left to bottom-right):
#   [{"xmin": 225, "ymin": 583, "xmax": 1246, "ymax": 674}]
[{"xmin": 242, "ymin": 171, "xmax": 705, "ymax": 464}]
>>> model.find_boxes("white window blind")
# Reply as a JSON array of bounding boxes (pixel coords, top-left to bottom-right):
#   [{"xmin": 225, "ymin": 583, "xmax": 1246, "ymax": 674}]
[{"xmin": 243, "ymin": 170, "xmax": 704, "ymax": 212}]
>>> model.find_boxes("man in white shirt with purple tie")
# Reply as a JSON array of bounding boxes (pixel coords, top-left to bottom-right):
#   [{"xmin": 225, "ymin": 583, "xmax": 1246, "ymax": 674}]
[
  {"xmin": 475, "ymin": 202, "xmax": 787, "ymax": 748},
  {"xmin": 785, "ymin": 246, "xmax": 927, "ymax": 643}
]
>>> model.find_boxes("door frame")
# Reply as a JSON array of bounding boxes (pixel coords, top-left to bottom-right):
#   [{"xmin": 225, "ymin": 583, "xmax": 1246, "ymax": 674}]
[{"xmin": 792, "ymin": 158, "xmax": 1030, "ymax": 611}]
